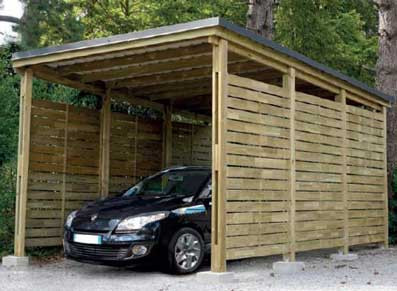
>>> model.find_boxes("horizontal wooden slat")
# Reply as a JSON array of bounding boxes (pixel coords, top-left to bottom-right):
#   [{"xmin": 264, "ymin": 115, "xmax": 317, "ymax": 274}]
[
  {"xmin": 226, "ymin": 223, "xmax": 287, "ymax": 236},
  {"xmin": 226, "ymin": 244, "xmax": 287, "ymax": 260},
  {"xmin": 226, "ymin": 233, "xmax": 287, "ymax": 248},
  {"xmin": 228, "ymin": 74, "xmax": 287, "ymax": 98}
]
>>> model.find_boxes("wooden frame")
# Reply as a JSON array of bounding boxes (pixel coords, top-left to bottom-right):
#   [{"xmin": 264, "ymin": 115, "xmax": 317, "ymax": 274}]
[
  {"xmin": 99, "ymin": 92, "xmax": 111, "ymax": 198},
  {"xmin": 211, "ymin": 38, "xmax": 228, "ymax": 272},
  {"xmin": 284, "ymin": 67, "xmax": 296, "ymax": 261},
  {"xmin": 12, "ymin": 19, "xmax": 390, "ymax": 272},
  {"xmin": 14, "ymin": 69, "xmax": 33, "ymax": 256}
]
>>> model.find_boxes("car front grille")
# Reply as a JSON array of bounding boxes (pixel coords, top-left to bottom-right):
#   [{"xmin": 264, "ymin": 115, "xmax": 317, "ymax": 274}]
[{"xmin": 68, "ymin": 242, "xmax": 130, "ymax": 260}]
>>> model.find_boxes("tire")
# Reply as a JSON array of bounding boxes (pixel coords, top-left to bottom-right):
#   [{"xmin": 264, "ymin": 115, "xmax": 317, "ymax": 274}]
[{"xmin": 167, "ymin": 227, "xmax": 204, "ymax": 274}]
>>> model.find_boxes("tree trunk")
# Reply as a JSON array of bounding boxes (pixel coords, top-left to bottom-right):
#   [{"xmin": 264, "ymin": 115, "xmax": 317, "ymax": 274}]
[
  {"xmin": 246, "ymin": 0, "xmax": 274, "ymax": 39},
  {"xmin": 376, "ymin": 0, "xmax": 397, "ymax": 197}
]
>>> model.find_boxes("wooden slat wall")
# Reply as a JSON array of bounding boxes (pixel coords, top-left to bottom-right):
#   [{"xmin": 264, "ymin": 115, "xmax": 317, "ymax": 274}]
[
  {"xmin": 224, "ymin": 74, "xmax": 387, "ymax": 261},
  {"xmin": 27, "ymin": 99, "xmax": 212, "ymax": 247},
  {"xmin": 27, "ymin": 100, "xmax": 100, "ymax": 247},
  {"xmin": 109, "ymin": 113, "xmax": 163, "ymax": 195},
  {"xmin": 294, "ymin": 91, "xmax": 345, "ymax": 252},
  {"xmin": 172, "ymin": 122, "xmax": 193, "ymax": 166},
  {"xmin": 346, "ymin": 106, "xmax": 385, "ymax": 245},
  {"xmin": 225, "ymin": 75, "xmax": 290, "ymax": 260},
  {"xmin": 171, "ymin": 122, "xmax": 211, "ymax": 167},
  {"xmin": 192, "ymin": 125, "xmax": 212, "ymax": 166}
]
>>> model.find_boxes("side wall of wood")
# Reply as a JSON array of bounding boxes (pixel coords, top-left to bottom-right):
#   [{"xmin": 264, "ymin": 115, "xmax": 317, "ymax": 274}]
[
  {"xmin": 25, "ymin": 100, "xmax": 210, "ymax": 247},
  {"xmin": 224, "ymin": 74, "xmax": 387, "ymax": 261}
]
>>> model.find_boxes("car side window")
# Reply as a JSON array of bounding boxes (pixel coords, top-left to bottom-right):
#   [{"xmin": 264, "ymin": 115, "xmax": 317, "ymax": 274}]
[{"xmin": 198, "ymin": 180, "xmax": 211, "ymax": 199}]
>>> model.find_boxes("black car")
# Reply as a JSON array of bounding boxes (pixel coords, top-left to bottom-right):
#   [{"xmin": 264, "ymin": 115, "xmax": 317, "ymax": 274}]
[{"xmin": 64, "ymin": 166, "xmax": 212, "ymax": 274}]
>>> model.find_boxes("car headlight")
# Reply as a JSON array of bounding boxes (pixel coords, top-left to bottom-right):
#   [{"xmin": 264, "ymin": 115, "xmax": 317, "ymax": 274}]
[
  {"xmin": 65, "ymin": 210, "xmax": 78, "ymax": 228},
  {"xmin": 115, "ymin": 212, "xmax": 169, "ymax": 233}
]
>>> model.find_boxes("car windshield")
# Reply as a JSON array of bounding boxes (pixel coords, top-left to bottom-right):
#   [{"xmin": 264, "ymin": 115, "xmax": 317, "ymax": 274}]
[{"xmin": 122, "ymin": 170, "xmax": 210, "ymax": 198}]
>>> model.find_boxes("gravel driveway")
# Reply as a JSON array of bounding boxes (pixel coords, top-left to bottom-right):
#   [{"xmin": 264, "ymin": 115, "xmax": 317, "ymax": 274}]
[{"xmin": 1, "ymin": 246, "xmax": 397, "ymax": 291}]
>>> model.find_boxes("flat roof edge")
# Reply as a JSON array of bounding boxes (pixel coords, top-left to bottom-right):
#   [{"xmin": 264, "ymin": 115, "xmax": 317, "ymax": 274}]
[{"xmin": 12, "ymin": 17, "xmax": 221, "ymax": 61}]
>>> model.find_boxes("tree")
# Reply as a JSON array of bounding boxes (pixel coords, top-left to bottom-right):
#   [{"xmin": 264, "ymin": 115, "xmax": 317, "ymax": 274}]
[
  {"xmin": 70, "ymin": 0, "xmax": 246, "ymax": 39},
  {"xmin": 246, "ymin": 0, "xmax": 275, "ymax": 39},
  {"xmin": 275, "ymin": 0, "xmax": 378, "ymax": 85},
  {"xmin": 375, "ymin": 0, "xmax": 397, "ymax": 197},
  {"xmin": 16, "ymin": 0, "xmax": 84, "ymax": 48}
]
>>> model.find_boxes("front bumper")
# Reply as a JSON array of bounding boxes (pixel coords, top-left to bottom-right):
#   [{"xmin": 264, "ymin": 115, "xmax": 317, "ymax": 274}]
[{"xmin": 64, "ymin": 230, "xmax": 158, "ymax": 266}]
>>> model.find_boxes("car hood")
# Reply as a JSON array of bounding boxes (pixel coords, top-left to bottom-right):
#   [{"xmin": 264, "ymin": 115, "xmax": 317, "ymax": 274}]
[{"xmin": 71, "ymin": 195, "xmax": 186, "ymax": 232}]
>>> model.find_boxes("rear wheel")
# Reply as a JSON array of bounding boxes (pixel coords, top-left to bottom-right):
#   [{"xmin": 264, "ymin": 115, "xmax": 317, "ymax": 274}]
[{"xmin": 167, "ymin": 227, "xmax": 204, "ymax": 274}]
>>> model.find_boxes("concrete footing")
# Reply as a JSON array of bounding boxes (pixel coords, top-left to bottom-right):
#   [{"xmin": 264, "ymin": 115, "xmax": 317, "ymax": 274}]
[
  {"xmin": 330, "ymin": 253, "xmax": 358, "ymax": 262},
  {"xmin": 272, "ymin": 261, "xmax": 305, "ymax": 274},
  {"xmin": 196, "ymin": 271, "xmax": 236, "ymax": 283},
  {"xmin": 2, "ymin": 256, "xmax": 30, "ymax": 267}
]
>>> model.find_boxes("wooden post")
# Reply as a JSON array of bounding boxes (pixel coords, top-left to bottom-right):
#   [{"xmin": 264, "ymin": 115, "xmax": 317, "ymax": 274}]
[
  {"xmin": 336, "ymin": 89, "xmax": 349, "ymax": 254},
  {"xmin": 283, "ymin": 67, "xmax": 296, "ymax": 261},
  {"xmin": 14, "ymin": 69, "xmax": 33, "ymax": 257},
  {"xmin": 211, "ymin": 38, "xmax": 228, "ymax": 272},
  {"xmin": 383, "ymin": 106, "xmax": 389, "ymax": 248},
  {"xmin": 163, "ymin": 104, "xmax": 173, "ymax": 168},
  {"xmin": 60, "ymin": 105, "xmax": 69, "ymax": 229},
  {"xmin": 99, "ymin": 91, "xmax": 111, "ymax": 198}
]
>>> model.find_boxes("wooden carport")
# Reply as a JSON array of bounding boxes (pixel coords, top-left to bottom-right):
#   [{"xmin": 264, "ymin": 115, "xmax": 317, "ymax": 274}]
[{"xmin": 11, "ymin": 18, "xmax": 392, "ymax": 272}]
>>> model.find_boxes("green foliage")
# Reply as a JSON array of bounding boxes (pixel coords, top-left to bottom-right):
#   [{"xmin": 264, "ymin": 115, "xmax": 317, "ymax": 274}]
[
  {"xmin": 16, "ymin": 0, "xmax": 84, "ymax": 49},
  {"xmin": 390, "ymin": 170, "xmax": 397, "ymax": 244},
  {"xmin": 275, "ymin": 0, "xmax": 378, "ymax": 85},
  {"xmin": 71, "ymin": 0, "xmax": 246, "ymax": 39},
  {"xmin": 0, "ymin": 160, "xmax": 16, "ymax": 256},
  {"xmin": 17, "ymin": 0, "xmax": 246, "ymax": 48},
  {"xmin": 0, "ymin": 45, "xmax": 20, "ymax": 167}
]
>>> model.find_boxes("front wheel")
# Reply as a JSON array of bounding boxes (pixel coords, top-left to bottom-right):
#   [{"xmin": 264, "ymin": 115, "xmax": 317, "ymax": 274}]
[{"xmin": 167, "ymin": 227, "xmax": 204, "ymax": 274}]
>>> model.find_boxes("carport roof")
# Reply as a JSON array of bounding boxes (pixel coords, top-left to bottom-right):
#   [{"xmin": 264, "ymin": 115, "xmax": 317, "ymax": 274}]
[{"xmin": 12, "ymin": 17, "xmax": 393, "ymax": 104}]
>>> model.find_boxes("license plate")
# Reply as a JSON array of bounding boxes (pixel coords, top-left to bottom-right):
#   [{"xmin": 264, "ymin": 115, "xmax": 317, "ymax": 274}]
[{"xmin": 73, "ymin": 233, "xmax": 102, "ymax": 245}]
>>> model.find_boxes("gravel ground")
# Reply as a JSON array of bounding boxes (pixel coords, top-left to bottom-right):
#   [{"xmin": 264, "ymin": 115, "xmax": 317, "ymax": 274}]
[{"xmin": 1, "ymin": 246, "xmax": 397, "ymax": 291}]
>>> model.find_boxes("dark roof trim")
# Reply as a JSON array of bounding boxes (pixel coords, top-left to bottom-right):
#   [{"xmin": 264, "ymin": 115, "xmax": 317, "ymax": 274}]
[
  {"xmin": 12, "ymin": 17, "xmax": 393, "ymax": 103},
  {"xmin": 12, "ymin": 18, "xmax": 220, "ymax": 61}
]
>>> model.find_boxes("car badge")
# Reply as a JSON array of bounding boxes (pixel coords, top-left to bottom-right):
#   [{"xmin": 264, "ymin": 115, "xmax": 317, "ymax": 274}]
[{"xmin": 91, "ymin": 214, "xmax": 98, "ymax": 222}]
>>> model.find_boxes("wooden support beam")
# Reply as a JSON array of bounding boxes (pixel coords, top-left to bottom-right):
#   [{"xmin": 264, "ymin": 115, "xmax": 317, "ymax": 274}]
[
  {"xmin": 383, "ymin": 106, "xmax": 389, "ymax": 248},
  {"xmin": 14, "ymin": 69, "xmax": 33, "ymax": 257},
  {"xmin": 81, "ymin": 53, "xmax": 213, "ymax": 82},
  {"xmin": 346, "ymin": 92, "xmax": 382, "ymax": 111},
  {"xmin": 109, "ymin": 60, "xmax": 262, "ymax": 89},
  {"xmin": 228, "ymin": 42, "xmax": 288, "ymax": 74},
  {"xmin": 211, "ymin": 38, "xmax": 228, "ymax": 273},
  {"xmin": 60, "ymin": 105, "xmax": 69, "ymax": 231},
  {"xmin": 31, "ymin": 65, "xmax": 105, "ymax": 95},
  {"xmin": 99, "ymin": 91, "xmax": 111, "ymax": 198},
  {"xmin": 295, "ymin": 70, "xmax": 339, "ymax": 95},
  {"xmin": 58, "ymin": 43, "xmax": 211, "ymax": 75},
  {"xmin": 284, "ymin": 67, "xmax": 296, "ymax": 262},
  {"xmin": 163, "ymin": 104, "xmax": 173, "ymax": 168},
  {"xmin": 336, "ymin": 89, "xmax": 349, "ymax": 254}
]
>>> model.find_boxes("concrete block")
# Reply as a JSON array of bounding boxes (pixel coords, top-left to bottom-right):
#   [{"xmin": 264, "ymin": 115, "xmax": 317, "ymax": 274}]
[
  {"xmin": 196, "ymin": 271, "xmax": 237, "ymax": 283},
  {"xmin": 2, "ymin": 256, "xmax": 30, "ymax": 267},
  {"xmin": 272, "ymin": 261, "xmax": 305, "ymax": 274},
  {"xmin": 330, "ymin": 253, "xmax": 358, "ymax": 262}
]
